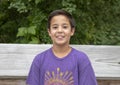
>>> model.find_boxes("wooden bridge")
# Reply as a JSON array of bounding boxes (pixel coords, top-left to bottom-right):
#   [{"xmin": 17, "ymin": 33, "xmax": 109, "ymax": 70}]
[{"xmin": 0, "ymin": 44, "xmax": 120, "ymax": 85}]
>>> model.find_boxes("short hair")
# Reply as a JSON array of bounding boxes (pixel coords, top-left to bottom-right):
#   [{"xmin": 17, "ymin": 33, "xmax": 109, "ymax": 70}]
[{"xmin": 47, "ymin": 9, "xmax": 75, "ymax": 29}]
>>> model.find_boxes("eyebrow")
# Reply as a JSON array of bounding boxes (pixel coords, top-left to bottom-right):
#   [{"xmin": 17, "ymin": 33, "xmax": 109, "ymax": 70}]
[
  {"xmin": 51, "ymin": 24, "xmax": 58, "ymax": 27},
  {"xmin": 62, "ymin": 23, "xmax": 69, "ymax": 25},
  {"xmin": 51, "ymin": 23, "xmax": 69, "ymax": 26}
]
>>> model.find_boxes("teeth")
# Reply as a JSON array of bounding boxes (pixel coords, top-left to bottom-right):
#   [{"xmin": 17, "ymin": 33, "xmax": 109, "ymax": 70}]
[
  {"xmin": 58, "ymin": 36, "xmax": 62, "ymax": 38},
  {"xmin": 57, "ymin": 36, "xmax": 64, "ymax": 39}
]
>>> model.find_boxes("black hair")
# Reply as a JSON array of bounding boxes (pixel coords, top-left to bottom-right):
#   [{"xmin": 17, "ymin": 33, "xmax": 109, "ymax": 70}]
[{"xmin": 47, "ymin": 10, "xmax": 75, "ymax": 29}]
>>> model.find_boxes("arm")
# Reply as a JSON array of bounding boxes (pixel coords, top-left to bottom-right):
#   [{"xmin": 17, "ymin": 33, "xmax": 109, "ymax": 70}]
[{"xmin": 26, "ymin": 56, "xmax": 40, "ymax": 85}]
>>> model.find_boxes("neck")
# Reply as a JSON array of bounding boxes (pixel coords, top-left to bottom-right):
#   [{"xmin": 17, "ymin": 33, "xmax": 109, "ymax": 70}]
[{"xmin": 52, "ymin": 45, "xmax": 71, "ymax": 58}]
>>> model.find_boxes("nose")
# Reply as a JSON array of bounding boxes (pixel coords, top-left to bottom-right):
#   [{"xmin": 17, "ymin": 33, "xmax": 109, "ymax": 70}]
[{"xmin": 57, "ymin": 26, "xmax": 63, "ymax": 32}]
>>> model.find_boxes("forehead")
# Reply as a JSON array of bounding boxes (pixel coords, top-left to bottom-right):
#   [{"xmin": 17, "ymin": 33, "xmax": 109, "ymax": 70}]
[{"xmin": 50, "ymin": 15, "xmax": 70, "ymax": 25}]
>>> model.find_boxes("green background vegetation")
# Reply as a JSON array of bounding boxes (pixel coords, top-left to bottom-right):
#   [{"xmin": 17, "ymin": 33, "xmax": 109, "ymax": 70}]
[{"xmin": 0, "ymin": 0, "xmax": 120, "ymax": 45}]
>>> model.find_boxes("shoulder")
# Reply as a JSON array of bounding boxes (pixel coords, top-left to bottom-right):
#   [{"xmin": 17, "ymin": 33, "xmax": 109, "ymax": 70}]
[
  {"xmin": 32, "ymin": 48, "xmax": 51, "ymax": 65},
  {"xmin": 72, "ymin": 47, "xmax": 91, "ymax": 64},
  {"xmin": 36, "ymin": 48, "xmax": 51, "ymax": 58},
  {"xmin": 72, "ymin": 48, "xmax": 88, "ymax": 59}
]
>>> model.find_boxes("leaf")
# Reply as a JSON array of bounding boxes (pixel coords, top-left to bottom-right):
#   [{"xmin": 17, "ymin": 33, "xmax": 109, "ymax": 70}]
[
  {"xmin": 28, "ymin": 0, "xmax": 32, "ymax": 2},
  {"xmin": 8, "ymin": 1, "xmax": 28, "ymax": 13},
  {"xmin": 17, "ymin": 27, "xmax": 27, "ymax": 37},
  {"xmin": 35, "ymin": 0, "xmax": 42, "ymax": 5},
  {"xmin": 29, "ymin": 37, "xmax": 39, "ymax": 44},
  {"xmin": 27, "ymin": 26, "xmax": 36, "ymax": 35}
]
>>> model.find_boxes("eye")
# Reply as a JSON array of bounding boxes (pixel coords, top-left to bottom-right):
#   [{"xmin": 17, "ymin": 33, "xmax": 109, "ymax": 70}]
[
  {"xmin": 63, "ymin": 25, "xmax": 68, "ymax": 29},
  {"xmin": 52, "ymin": 26, "xmax": 58, "ymax": 29}
]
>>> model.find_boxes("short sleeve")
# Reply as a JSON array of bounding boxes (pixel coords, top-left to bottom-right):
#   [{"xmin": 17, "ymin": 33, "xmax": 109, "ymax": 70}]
[
  {"xmin": 77, "ymin": 52, "xmax": 97, "ymax": 85},
  {"xmin": 79, "ymin": 63, "xmax": 97, "ymax": 85},
  {"xmin": 26, "ymin": 56, "xmax": 40, "ymax": 85}
]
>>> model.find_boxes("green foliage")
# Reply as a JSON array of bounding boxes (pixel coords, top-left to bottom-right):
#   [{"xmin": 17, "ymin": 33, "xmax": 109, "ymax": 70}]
[
  {"xmin": 0, "ymin": 0, "xmax": 18, "ymax": 43},
  {"xmin": 0, "ymin": 0, "xmax": 120, "ymax": 45},
  {"xmin": 8, "ymin": 1, "xmax": 28, "ymax": 13}
]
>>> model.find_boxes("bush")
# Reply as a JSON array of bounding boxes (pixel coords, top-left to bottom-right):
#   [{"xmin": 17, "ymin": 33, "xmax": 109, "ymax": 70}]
[{"xmin": 0, "ymin": 0, "xmax": 120, "ymax": 45}]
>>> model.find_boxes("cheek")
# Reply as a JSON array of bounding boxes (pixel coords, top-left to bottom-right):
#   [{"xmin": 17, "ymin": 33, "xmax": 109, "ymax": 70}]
[
  {"xmin": 48, "ymin": 31, "xmax": 55, "ymax": 37},
  {"xmin": 66, "ymin": 31, "xmax": 74, "ymax": 36}
]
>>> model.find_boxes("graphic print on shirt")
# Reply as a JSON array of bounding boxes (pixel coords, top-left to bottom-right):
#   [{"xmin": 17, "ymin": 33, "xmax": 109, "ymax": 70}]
[{"xmin": 44, "ymin": 67, "xmax": 74, "ymax": 85}]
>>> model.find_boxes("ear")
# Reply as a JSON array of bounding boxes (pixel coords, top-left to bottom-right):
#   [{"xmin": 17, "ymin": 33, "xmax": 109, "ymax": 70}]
[
  {"xmin": 48, "ymin": 28, "xmax": 51, "ymax": 36},
  {"xmin": 71, "ymin": 28, "xmax": 75, "ymax": 36}
]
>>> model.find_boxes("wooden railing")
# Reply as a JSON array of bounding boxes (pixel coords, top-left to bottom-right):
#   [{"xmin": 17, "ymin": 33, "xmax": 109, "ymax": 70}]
[{"xmin": 0, "ymin": 44, "xmax": 120, "ymax": 85}]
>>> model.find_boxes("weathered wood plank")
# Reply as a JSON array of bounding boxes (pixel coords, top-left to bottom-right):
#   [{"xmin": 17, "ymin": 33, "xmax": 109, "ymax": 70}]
[
  {"xmin": 0, "ymin": 79, "xmax": 120, "ymax": 85},
  {"xmin": 0, "ymin": 44, "xmax": 120, "ymax": 80},
  {"xmin": 0, "ymin": 79, "xmax": 26, "ymax": 85},
  {"xmin": 73, "ymin": 45, "xmax": 120, "ymax": 80}
]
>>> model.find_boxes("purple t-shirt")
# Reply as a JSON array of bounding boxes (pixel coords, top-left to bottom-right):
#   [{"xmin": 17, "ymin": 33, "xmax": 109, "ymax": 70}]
[{"xmin": 26, "ymin": 47, "xmax": 97, "ymax": 85}]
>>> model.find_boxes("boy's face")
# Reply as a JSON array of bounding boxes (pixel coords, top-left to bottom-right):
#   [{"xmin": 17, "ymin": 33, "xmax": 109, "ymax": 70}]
[{"xmin": 48, "ymin": 15, "xmax": 75, "ymax": 46}]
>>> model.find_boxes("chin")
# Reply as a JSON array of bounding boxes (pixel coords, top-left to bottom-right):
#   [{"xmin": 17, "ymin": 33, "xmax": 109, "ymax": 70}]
[{"xmin": 55, "ymin": 42, "xmax": 68, "ymax": 46}]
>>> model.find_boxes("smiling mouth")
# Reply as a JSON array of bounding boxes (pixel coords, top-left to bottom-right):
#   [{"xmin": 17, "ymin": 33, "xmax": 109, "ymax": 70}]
[{"xmin": 56, "ymin": 36, "xmax": 65, "ymax": 40}]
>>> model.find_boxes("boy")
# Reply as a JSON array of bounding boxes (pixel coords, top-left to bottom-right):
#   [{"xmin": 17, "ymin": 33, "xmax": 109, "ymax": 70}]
[{"xmin": 26, "ymin": 10, "xmax": 97, "ymax": 85}]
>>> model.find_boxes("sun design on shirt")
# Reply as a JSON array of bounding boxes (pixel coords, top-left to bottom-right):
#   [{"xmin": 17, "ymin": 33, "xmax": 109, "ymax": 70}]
[{"xmin": 44, "ymin": 67, "xmax": 74, "ymax": 85}]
